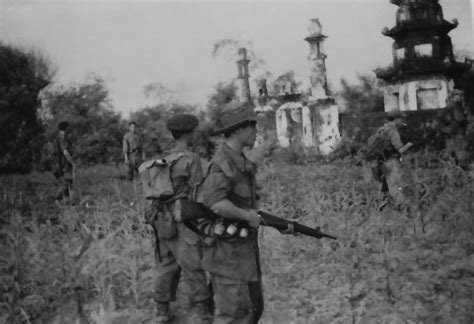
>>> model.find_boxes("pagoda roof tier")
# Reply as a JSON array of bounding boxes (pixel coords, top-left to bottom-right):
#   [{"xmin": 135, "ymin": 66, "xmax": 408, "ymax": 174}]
[
  {"xmin": 304, "ymin": 34, "xmax": 328, "ymax": 43},
  {"xmin": 375, "ymin": 60, "xmax": 471, "ymax": 81},
  {"xmin": 389, "ymin": 0, "xmax": 439, "ymax": 6},
  {"xmin": 383, "ymin": 19, "xmax": 457, "ymax": 39}
]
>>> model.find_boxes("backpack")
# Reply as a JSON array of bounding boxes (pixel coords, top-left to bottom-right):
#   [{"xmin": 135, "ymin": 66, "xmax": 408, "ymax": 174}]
[
  {"xmin": 364, "ymin": 127, "xmax": 394, "ymax": 161},
  {"xmin": 138, "ymin": 152, "xmax": 187, "ymax": 200}
]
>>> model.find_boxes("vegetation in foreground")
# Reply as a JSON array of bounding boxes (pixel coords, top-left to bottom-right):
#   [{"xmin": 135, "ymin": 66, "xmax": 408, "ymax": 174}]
[{"xmin": 1, "ymin": 153, "xmax": 473, "ymax": 324}]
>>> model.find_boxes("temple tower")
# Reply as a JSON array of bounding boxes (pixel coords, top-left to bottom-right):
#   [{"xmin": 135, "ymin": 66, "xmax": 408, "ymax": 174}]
[
  {"xmin": 236, "ymin": 48, "xmax": 252, "ymax": 103},
  {"xmin": 375, "ymin": 0, "xmax": 470, "ymax": 112},
  {"xmin": 305, "ymin": 18, "xmax": 329, "ymax": 100}
]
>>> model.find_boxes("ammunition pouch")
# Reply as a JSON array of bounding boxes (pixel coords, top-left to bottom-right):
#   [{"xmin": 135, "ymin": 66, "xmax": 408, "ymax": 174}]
[{"xmin": 146, "ymin": 202, "xmax": 178, "ymax": 240}]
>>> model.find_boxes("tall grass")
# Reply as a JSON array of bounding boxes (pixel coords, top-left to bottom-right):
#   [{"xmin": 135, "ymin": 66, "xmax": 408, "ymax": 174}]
[{"xmin": 1, "ymin": 155, "xmax": 473, "ymax": 323}]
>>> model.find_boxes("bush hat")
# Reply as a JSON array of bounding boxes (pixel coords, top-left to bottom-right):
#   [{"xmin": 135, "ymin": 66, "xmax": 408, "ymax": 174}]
[
  {"xmin": 166, "ymin": 113, "xmax": 199, "ymax": 133},
  {"xmin": 214, "ymin": 102, "xmax": 257, "ymax": 135}
]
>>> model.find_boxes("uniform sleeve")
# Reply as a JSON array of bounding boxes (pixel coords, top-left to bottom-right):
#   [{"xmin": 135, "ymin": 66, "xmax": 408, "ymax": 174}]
[
  {"xmin": 58, "ymin": 136, "xmax": 69, "ymax": 154},
  {"xmin": 188, "ymin": 154, "xmax": 204, "ymax": 186},
  {"xmin": 123, "ymin": 134, "xmax": 129, "ymax": 153},
  {"xmin": 387, "ymin": 126, "xmax": 403, "ymax": 150},
  {"xmin": 200, "ymin": 164, "xmax": 231, "ymax": 209}
]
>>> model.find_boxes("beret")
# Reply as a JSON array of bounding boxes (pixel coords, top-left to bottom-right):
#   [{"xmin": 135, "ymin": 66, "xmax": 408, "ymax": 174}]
[
  {"xmin": 166, "ymin": 114, "xmax": 199, "ymax": 132},
  {"xmin": 58, "ymin": 121, "xmax": 69, "ymax": 131}
]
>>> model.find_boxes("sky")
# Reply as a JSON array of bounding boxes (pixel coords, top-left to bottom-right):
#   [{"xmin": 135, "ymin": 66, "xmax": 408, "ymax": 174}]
[{"xmin": 1, "ymin": 0, "xmax": 473, "ymax": 116}]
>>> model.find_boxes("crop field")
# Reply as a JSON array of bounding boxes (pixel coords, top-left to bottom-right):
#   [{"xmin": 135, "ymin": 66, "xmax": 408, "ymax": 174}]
[{"xmin": 1, "ymin": 153, "xmax": 473, "ymax": 324}]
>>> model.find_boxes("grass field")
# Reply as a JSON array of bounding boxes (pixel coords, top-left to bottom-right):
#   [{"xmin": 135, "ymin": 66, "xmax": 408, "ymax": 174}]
[{"xmin": 1, "ymin": 153, "xmax": 473, "ymax": 324}]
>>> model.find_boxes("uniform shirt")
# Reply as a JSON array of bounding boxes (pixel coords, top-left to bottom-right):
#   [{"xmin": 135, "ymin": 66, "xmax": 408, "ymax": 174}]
[
  {"xmin": 123, "ymin": 131, "xmax": 142, "ymax": 154},
  {"xmin": 166, "ymin": 148, "xmax": 204, "ymax": 201},
  {"xmin": 57, "ymin": 133, "xmax": 73, "ymax": 172},
  {"xmin": 381, "ymin": 121, "xmax": 404, "ymax": 151},
  {"xmin": 199, "ymin": 143, "xmax": 260, "ymax": 282}
]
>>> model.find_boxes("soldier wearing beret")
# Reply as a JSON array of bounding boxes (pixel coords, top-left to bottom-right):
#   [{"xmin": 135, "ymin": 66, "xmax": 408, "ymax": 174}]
[
  {"xmin": 152, "ymin": 114, "xmax": 213, "ymax": 323},
  {"xmin": 123, "ymin": 121, "xmax": 145, "ymax": 181},
  {"xmin": 198, "ymin": 103, "xmax": 264, "ymax": 323}
]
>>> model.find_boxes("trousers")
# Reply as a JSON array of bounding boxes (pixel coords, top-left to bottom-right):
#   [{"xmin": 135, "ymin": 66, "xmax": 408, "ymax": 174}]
[
  {"xmin": 211, "ymin": 274, "xmax": 263, "ymax": 324},
  {"xmin": 154, "ymin": 224, "xmax": 212, "ymax": 305}
]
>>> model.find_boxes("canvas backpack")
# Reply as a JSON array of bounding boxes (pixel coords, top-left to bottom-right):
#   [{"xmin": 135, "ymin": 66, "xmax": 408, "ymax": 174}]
[
  {"xmin": 138, "ymin": 152, "xmax": 188, "ymax": 201},
  {"xmin": 364, "ymin": 127, "xmax": 394, "ymax": 161}
]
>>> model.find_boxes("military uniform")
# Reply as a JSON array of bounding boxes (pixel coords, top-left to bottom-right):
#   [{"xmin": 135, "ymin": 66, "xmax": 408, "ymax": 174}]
[
  {"xmin": 371, "ymin": 120, "xmax": 406, "ymax": 205},
  {"xmin": 55, "ymin": 132, "xmax": 74, "ymax": 199},
  {"xmin": 123, "ymin": 131, "xmax": 143, "ymax": 180},
  {"xmin": 198, "ymin": 104, "xmax": 263, "ymax": 324},
  {"xmin": 151, "ymin": 114, "xmax": 212, "ymax": 323}
]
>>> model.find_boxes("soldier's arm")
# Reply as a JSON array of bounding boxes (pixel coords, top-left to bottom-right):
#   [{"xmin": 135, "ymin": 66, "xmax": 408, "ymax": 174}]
[
  {"xmin": 123, "ymin": 135, "xmax": 129, "ymax": 162},
  {"xmin": 188, "ymin": 154, "xmax": 204, "ymax": 186},
  {"xmin": 388, "ymin": 126, "xmax": 413, "ymax": 155},
  {"xmin": 201, "ymin": 165, "xmax": 260, "ymax": 228},
  {"xmin": 59, "ymin": 137, "xmax": 75, "ymax": 166},
  {"xmin": 210, "ymin": 199, "xmax": 260, "ymax": 229}
]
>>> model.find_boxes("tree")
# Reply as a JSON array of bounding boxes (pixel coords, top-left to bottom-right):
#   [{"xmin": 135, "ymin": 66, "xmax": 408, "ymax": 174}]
[
  {"xmin": 205, "ymin": 81, "xmax": 238, "ymax": 128},
  {"xmin": 269, "ymin": 70, "xmax": 302, "ymax": 97},
  {"xmin": 0, "ymin": 43, "xmax": 55, "ymax": 173},
  {"xmin": 336, "ymin": 73, "xmax": 384, "ymax": 113},
  {"xmin": 41, "ymin": 76, "xmax": 123, "ymax": 165},
  {"xmin": 129, "ymin": 103, "xmax": 201, "ymax": 157}
]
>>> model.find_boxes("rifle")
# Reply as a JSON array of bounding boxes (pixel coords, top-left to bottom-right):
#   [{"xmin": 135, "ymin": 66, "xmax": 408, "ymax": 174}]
[{"xmin": 174, "ymin": 199, "xmax": 336, "ymax": 240}]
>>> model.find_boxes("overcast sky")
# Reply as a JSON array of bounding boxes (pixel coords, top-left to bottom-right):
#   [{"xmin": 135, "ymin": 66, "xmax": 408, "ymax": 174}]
[{"xmin": 1, "ymin": 0, "xmax": 473, "ymax": 116}]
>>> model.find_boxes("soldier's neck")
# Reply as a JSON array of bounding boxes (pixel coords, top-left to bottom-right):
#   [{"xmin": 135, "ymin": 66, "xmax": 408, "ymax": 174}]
[
  {"xmin": 175, "ymin": 139, "xmax": 188, "ymax": 151},
  {"xmin": 225, "ymin": 138, "xmax": 243, "ymax": 154}
]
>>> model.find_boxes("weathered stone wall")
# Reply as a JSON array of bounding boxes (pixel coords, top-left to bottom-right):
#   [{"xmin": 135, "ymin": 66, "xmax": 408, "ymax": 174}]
[
  {"xmin": 302, "ymin": 100, "xmax": 340, "ymax": 154},
  {"xmin": 276, "ymin": 103, "xmax": 304, "ymax": 147},
  {"xmin": 383, "ymin": 76, "xmax": 450, "ymax": 112}
]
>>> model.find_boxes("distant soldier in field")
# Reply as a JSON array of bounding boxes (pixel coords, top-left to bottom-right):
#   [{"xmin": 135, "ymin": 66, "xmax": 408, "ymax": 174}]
[
  {"xmin": 123, "ymin": 121, "xmax": 145, "ymax": 181},
  {"xmin": 55, "ymin": 121, "xmax": 75, "ymax": 201},
  {"xmin": 365, "ymin": 113, "xmax": 413, "ymax": 205},
  {"xmin": 441, "ymin": 94, "xmax": 469, "ymax": 169},
  {"xmin": 198, "ymin": 103, "xmax": 264, "ymax": 323},
  {"xmin": 148, "ymin": 114, "xmax": 213, "ymax": 324}
]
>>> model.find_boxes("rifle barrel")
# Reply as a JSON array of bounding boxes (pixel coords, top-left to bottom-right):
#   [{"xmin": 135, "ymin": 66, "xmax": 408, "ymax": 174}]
[{"xmin": 176, "ymin": 200, "xmax": 336, "ymax": 240}]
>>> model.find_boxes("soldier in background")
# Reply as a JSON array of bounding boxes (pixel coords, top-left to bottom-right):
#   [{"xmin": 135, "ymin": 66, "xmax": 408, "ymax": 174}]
[
  {"xmin": 366, "ymin": 113, "xmax": 413, "ymax": 206},
  {"xmin": 55, "ymin": 121, "xmax": 75, "ymax": 201},
  {"xmin": 441, "ymin": 92, "xmax": 469, "ymax": 169},
  {"xmin": 150, "ymin": 114, "xmax": 213, "ymax": 324},
  {"xmin": 123, "ymin": 121, "xmax": 145, "ymax": 181}
]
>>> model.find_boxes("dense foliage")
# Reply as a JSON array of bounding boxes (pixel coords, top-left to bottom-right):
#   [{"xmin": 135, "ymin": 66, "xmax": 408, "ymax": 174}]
[
  {"xmin": 0, "ymin": 44, "xmax": 54, "ymax": 173},
  {"xmin": 336, "ymin": 74, "xmax": 384, "ymax": 113},
  {"xmin": 40, "ymin": 76, "xmax": 124, "ymax": 166},
  {"xmin": 1, "ymin": 152, "xmax": 473, "ymax": 323}
]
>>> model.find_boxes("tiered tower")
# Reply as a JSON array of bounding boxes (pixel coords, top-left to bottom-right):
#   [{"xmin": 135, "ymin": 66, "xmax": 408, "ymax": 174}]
[
  {"xmin": 375, "ymin": 0, "xmax": 470, "ymax": 111},
  {"xmin": 305, "ymin": 18, "xmax": 329, "ymax": 100},
  {"xmin": 236, "ymin": 48, "xmax": 252, "ymax": 103}
]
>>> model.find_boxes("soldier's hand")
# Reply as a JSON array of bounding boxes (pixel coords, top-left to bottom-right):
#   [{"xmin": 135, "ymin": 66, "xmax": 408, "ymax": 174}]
[{"xmin": 247, "ymin": 209, "xmax": 261, "ymax": 229}]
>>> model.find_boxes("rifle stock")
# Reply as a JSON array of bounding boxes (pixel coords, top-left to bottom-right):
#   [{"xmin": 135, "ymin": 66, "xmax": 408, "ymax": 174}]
[{"xmin": 174, "ymin": 199, "xmax": 336, "ymax": 240}]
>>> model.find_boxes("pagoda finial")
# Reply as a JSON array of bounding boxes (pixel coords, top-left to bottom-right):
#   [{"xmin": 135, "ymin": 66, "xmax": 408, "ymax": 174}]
[{"xmin": 308, "ymin": 18, "xmax": 323, "ymax": 36}]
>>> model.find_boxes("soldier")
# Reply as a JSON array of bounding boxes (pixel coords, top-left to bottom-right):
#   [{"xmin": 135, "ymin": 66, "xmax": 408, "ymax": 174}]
[
  {"xmin": 367, "ymin": 113, "xmax": 413, "ymax": 206},
  {"xmin": 198, "ymin": 103, "xmax": 264, "ymax": 323},
  {"xmin": 55, "ymin": 121, "xmax": 75, "ymax": 201},
  {"xmin": 123, "ymin": 121, "xmax": 145, "ymax": 181},
  {"xmin": 151, "ymin": 114, "xmax": 213, "ymax": 324}
]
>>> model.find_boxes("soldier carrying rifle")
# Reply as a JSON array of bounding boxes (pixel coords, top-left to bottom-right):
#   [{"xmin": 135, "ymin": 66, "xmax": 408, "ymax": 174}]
[{"xmin": 192, "ymin": 103, "xmax": 335, "ymax": 323}]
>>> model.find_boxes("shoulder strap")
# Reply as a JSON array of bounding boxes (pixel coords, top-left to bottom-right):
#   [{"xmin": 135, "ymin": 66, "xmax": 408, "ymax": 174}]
[{"xmin": 208, "ymin": 159, "xmax": 233, "ymax": 178}]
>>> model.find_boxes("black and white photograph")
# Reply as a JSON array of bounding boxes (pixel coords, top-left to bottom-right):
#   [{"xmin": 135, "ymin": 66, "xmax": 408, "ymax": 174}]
[{"xmin": 1, "ymin": 0, "xmax": 473, "ymax": 323}]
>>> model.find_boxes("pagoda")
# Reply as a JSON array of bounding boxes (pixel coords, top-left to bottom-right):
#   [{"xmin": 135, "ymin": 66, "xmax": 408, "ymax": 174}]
[{"xmin": 375, "ymin": 0, "xmax": 470, "ymax": 112}]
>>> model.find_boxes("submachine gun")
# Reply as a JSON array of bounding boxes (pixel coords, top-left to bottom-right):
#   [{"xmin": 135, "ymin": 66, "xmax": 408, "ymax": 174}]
[{"xmin": 174, "ymin": 199, "xmax": 337, "ymax": 240}]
